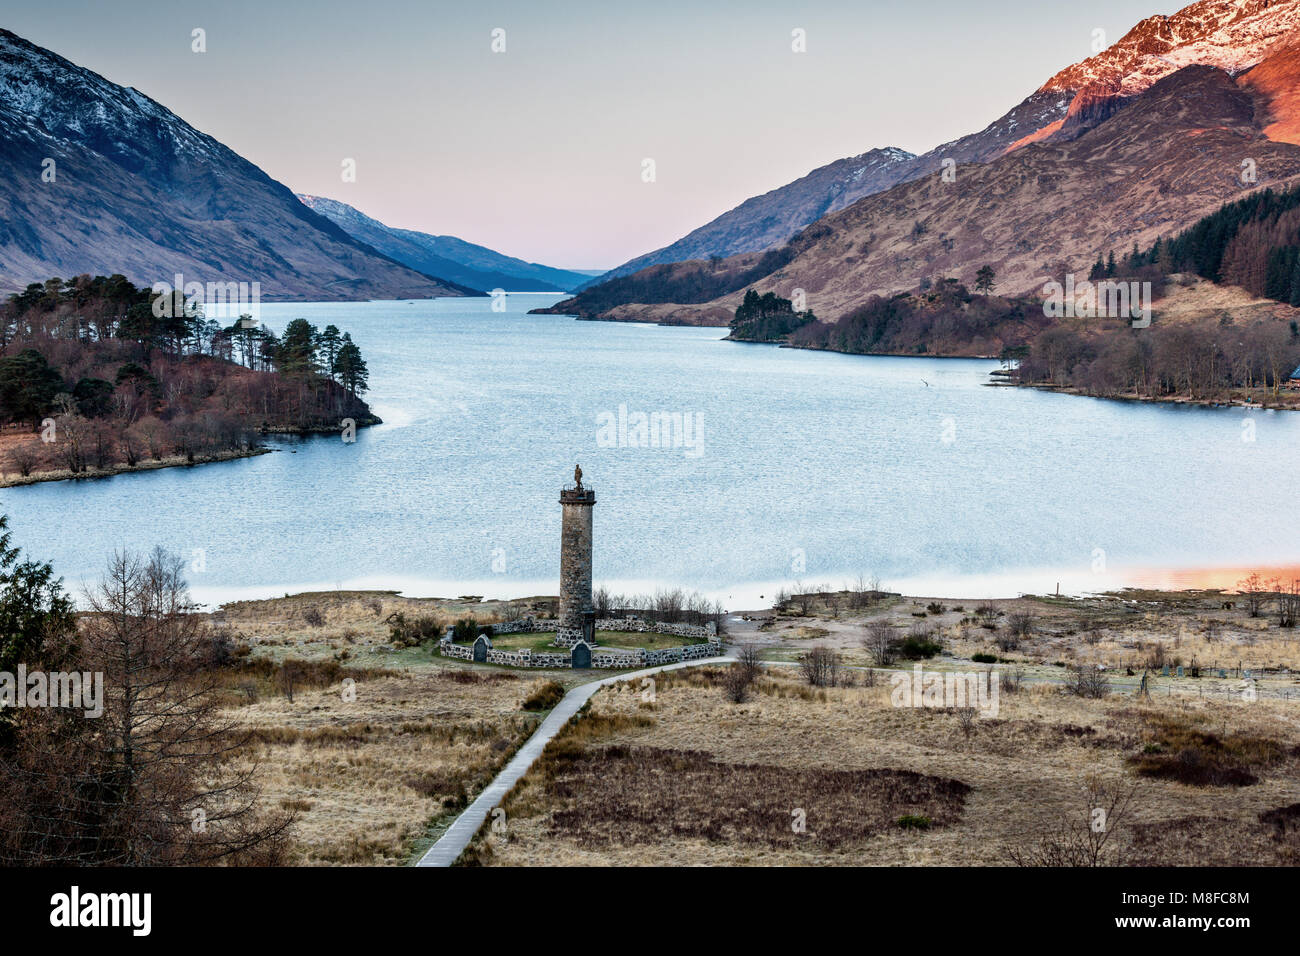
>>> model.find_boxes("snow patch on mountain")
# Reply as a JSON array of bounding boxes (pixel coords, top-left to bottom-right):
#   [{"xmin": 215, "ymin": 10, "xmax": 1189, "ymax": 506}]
[{"xmin": 1043, "ymin": 0, "xmax": 1300, "ymax": 96}]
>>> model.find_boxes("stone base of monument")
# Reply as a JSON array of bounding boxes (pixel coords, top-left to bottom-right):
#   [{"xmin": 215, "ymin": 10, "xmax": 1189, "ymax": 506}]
[{"xmin": 438, "ymin": 616, "xmax": 721, "ymax": 671}]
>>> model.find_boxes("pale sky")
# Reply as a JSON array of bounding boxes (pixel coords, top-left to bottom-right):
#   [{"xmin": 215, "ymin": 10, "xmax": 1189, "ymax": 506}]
[{"xmin": 8, "ymin": 0, "xmax": 1183, "ymax": 269}]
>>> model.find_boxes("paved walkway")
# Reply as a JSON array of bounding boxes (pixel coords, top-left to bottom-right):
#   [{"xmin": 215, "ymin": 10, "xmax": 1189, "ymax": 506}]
[{"xmin": 416, "ymin": 655, "xmax": 732, "ymax": 867}]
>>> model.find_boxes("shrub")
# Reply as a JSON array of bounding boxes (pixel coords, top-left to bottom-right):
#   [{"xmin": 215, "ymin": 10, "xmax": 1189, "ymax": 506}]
[
  {"xmin": 388, "ymin": 613, "xmax": 443, "ymax": 647},
  {"xmin": 999, "ymin": 666, "xmax": 1024, "ymax": 694},
  {"xmin": 736, "ymin": 643, "xmax": 763, "ymax": 681},
  {"xmin": 972, "ymin": 652, "xmax": 998, "ymax": 664},
  {"xmin": 897, "ymin": 815, "xmax": 931, "ymax": 830},
  {"xmin": 1007, "ymin": 776, "xmax": 1139, "ymax": 866},
  {"xmin": 302, "ymin": 606, "xmax": 325, "ymax": 628},
  {"xmin": 1066, "ymin": 664, "xmax": 1110, "ymax": 699},
  {"xmin": 452, "ymin": 617, "xmax": 483, "ymax": 643},
  {"xmin": 1007, "ymin": 612, "xmax": 1034, "ymax": 640},
  {"xmin": 897, "ymin": 626, "xmax": 942, "ymax": 659},
  {"xmin": 521, "ymin": 680, "xmax": 565, "ymax": 711},
  {"xmin": 723, "ymin": 665, "xmax": 752, "ymax": 703}
]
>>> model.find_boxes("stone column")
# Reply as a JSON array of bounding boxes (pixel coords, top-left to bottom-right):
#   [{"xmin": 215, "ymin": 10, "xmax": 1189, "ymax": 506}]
[{"xmin": 557, "ymin": 467, "xmax": 595, "ymax": 646}]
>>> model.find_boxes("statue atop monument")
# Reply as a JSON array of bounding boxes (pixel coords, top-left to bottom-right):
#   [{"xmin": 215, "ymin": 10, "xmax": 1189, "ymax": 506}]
[{"xmin": 574, "ymin": 464, "xmax": 583, "ymax": 489}]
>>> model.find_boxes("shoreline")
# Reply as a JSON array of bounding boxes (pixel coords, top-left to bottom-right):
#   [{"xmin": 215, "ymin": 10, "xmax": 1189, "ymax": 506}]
[
  {"xmin": 0, "ymin": 417, "xmax": 383, "ymax": 489},
  {"xmin": 726, "ymin": 334, "xmax": 1300, "ymax": 409},
  {"xmin": 1009, "ymin": 380, "xmax": 1300, "ymax": 411},
  {"xmin": 0, "ymin": 446, "xmax": 275, "ymax": 488},
  {"xmin": 194, "ymin": 571, "xmax": 1288, "ymax": 616}
]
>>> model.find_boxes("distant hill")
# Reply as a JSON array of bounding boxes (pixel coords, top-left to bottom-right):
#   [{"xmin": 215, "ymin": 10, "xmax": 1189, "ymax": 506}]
[
  {"xmin": 0, "ymin": 29, "xmax": 472, "ymax": 300},
  {"xmin": 298, "ymin": 195, "xmax": 592, "ymax": 293}
]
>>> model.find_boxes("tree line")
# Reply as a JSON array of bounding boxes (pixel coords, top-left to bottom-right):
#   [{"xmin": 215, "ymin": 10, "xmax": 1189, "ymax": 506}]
[
  {"xmin": 787, "ymin": 277, "xmax": 1042, "ymax": 356},
  {"xmin": 1016, "ymin": 310, "xmax": 1300, "ymax": 399},
  {"xmin": 1132, "ymin": 183, "xmax": 1300, "ymax": 304},
  {"xmin": 546, "ymin": 246, "xmax": 799, "ymax": 317},
  {"xmin": 728, "ymin": 289, "xmax": 817, "ymax": 341}
]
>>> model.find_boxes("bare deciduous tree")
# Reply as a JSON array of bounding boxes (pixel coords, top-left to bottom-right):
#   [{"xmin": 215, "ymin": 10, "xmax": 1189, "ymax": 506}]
[
  {"xmin": 799, "ymin": 646, "xmax": 841, "ymax": 687},
  {"xmin": 1007, "ymin": 776, "xmax": 1139, "ymax": 867},
  {"xmin": 76, "ymin": 548, "xmax": 294, "ymax": 864},
  {"xmin": 862, "ymin": 621, "xmax": 897, "ymax": 666},
  {"xmin": 1272, "ymin": 577, "xmax": 1300, "ymax": 629},
  {"xmin": 1239, "ymin": 571, "xmax": 1267, "ymax": 618}
]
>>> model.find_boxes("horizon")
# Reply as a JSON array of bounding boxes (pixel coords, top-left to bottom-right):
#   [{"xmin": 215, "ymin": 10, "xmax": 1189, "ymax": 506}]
[{"xmin": 6, "ymin": 0, "xmax": 1183, "ymax": 271}]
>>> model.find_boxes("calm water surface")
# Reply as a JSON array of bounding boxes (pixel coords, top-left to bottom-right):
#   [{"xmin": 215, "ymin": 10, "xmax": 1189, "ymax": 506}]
[{"xmin": 9, "ymin": 293, "xmax": 1300, "ymax": 608}]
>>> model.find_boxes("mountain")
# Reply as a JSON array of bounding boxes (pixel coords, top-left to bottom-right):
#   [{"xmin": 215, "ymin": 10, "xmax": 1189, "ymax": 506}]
[
  {"xmin": 592, "ymin": 91, "xmax": 1075, "ymax": 283},
  {"xmin": 297, "ymin": 195, "xmax": 590, "ymax": 292},
  {"xmin": 588, "ymin": 0, "xmax": 1300, "ymax": 291},
  {"xmin": 597, "ymin": 147, "xmax": 918, "ymax": 281},
  {"xmin": 1042, "ymin": 0, "xmax": 1300, "ymax": 107},
  {"xmin": 550, "ymin": 0, "xmax": 1300, "ymax": 325},
  {"xmin": 0, "ymin": 29, "xmax": 474, "ymax": 300}
]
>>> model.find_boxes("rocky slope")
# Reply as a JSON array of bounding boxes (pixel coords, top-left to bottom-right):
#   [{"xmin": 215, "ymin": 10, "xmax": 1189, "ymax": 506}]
[
  {"xmin": 1044, "ymin": 0, "xmax": 1300, "ymax": 96},
  {"xmin": 297, "ymin": 195, "xmax": 589, "ymax": 293},
  {"xmin": 0, "ymin": 29, "xmax": 471, "ymax": 300}
]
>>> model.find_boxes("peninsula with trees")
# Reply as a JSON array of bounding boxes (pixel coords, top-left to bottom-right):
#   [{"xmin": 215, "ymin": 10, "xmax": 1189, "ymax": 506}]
[{"xmin": 0, "ymin": 275, "xmax": 376, "ymax": 486}]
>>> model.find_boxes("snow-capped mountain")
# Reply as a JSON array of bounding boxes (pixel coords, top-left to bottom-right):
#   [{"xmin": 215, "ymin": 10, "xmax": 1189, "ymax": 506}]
[
  {"xmin": 0, "ymin": 29, "xmax": 472, "ymax": 299},
  {"xmin": 591, "ymin": 0, "xmax": 1300, "ymax": 289},
  {"xmin": 553, "ymin": 0, "xmax": 1300, "ymax": 324},
  {"xmin": 1044, "ymin": 0, "xmax": 1300, "ymax": 96}
]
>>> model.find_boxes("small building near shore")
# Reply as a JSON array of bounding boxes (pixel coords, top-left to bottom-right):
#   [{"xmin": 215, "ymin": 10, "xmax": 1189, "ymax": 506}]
[{"xmin": 1289, "ymin": 365, "xmax": 1300, "ymax": 390}]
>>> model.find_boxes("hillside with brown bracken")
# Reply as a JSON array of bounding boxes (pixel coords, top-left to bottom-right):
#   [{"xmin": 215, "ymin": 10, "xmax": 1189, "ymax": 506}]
[{"xmin": 564, "ymin": 60, "xmax": 1300, "ymax": 326}]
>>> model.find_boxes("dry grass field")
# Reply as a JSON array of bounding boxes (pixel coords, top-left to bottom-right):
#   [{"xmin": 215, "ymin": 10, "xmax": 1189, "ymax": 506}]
[
  {"xmin": 743, "ymin": 588, "xmax": 1300, "ymax": 698},
  {"xmin": 461, "ymin": 665, "xmax": 1300, "ymax": 866},
  {"xmin": 205, "ymin": 590, "xmax": 577, "ymax": 865},
  {"xmin": 225, "ymin": 667, "xmax": 543, "ymax": 864},
  {"xmin": 205, "ymin": 585, "xmax": 1300, "ymax": 867}
]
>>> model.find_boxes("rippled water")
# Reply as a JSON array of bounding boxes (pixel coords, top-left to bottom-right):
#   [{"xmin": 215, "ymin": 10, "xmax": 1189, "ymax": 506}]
[{"xmin": 10, "ymin": 293, "xmax": 1300, "ymax": 608}]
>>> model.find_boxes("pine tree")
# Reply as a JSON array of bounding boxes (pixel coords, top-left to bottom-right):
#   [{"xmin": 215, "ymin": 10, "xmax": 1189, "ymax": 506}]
[
  {"xmin": 316, "ymin": 325, "xmax": 342, "ymax": 382},
  {"xmin": 1288, "ymin": 252, "xmax": 1300, "ymax": 308},
  {"xmin": 332, "ymin": 333, "xmax": 369, "ymax": 398},
  {"xmin": 277, "ymin": 319, "xmax": 319, "ymax": 377}
]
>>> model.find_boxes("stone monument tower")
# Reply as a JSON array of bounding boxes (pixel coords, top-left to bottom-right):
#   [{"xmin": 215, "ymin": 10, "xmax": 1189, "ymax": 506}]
[{"xmin": 557, "ymin": 464, "xmax": 596, "ymax": 647}]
